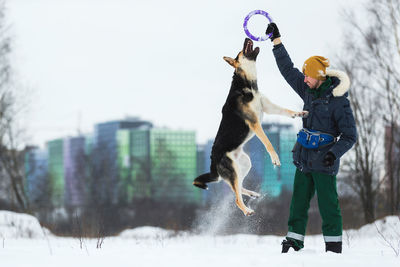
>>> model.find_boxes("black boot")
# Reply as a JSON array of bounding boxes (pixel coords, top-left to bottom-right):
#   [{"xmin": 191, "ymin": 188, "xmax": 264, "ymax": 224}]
[
  {"xmin": 325, "ymin": 242, "xmax": 342, "ymax": 253},
  {"xmin": 281, "ymin": 239, "xmax": 301, "ymax": 253}
]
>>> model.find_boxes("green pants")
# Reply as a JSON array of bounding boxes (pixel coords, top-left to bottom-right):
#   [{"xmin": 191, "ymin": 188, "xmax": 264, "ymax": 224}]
[{"xmin": 286, "ymin": 168, "xmax": 342, "ymax": 247}]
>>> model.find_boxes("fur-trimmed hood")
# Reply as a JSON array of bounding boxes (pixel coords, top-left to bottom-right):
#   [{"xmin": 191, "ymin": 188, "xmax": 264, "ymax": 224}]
[{"xmin": 326, "ymin": 69, "xmax": 350, "ymax": 97}]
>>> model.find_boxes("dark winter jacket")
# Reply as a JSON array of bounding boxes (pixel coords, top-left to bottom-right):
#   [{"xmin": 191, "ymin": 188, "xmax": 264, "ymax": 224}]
[{"xmin": 272, "ymin": 43, "xmax": 357, "ymax": 175}]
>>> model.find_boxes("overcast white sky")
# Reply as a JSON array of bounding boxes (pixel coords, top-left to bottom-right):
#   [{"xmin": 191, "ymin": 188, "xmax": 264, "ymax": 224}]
[{"xmin": 7, "ymin": 0, "xmax": 365, "ymax": 147}]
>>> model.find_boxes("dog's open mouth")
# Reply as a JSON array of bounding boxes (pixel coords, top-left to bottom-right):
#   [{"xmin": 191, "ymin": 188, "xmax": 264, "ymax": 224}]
[{"xmin": 243, "ymin": 38, "xmax": 260, "ymax": 60}]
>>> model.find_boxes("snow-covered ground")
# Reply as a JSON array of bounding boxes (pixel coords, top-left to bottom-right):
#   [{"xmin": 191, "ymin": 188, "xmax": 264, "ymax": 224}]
[{"xmin": 0, "ymin": 211, "xmax": 399, "ymax": 267}]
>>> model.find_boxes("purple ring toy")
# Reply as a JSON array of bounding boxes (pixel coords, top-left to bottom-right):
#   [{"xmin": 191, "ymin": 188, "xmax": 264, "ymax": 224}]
[{"xmin": 243, "ymin": 10, "xmax": 273, "ymax": 42}]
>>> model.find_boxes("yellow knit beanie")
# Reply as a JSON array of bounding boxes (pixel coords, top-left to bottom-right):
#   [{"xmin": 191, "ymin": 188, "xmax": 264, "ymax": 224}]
[{"xmin": 302, "ymin": 56, "xmax": 330, "ymax": 81}]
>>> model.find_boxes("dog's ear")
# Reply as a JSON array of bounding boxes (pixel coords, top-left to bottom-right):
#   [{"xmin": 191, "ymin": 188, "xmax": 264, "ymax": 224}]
[{"xmin": 223, "ymin": 56, "xmax": 236, "ymax": 68}]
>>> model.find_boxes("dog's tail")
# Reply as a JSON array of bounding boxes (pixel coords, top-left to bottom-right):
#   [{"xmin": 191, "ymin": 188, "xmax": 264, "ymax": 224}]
[{"xmin": 193, "ymin": 171, "xmax": 219, "ymax": 190}]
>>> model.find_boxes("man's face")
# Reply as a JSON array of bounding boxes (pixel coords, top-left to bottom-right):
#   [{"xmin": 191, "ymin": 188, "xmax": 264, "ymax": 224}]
[{"xmin": 304, "ymin": 75, "xmax": 322, "ymax": 89}]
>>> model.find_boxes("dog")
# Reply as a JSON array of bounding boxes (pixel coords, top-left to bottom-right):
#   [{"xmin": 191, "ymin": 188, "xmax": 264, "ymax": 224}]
[{"xmin": 193, "ymin": 38, "xmax": 308, "ymax": 216}]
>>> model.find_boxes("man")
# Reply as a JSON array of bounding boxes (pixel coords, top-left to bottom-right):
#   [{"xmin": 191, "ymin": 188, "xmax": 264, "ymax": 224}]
[{"xmin": 265, "ymin": 23, "xmax": 357, "ymax": 253}]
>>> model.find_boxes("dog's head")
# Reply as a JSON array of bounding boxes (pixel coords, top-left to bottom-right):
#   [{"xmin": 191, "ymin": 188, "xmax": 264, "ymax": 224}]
[{"xmin": 223, "ymin": 38, "xmax": 259, "ymax": 81}]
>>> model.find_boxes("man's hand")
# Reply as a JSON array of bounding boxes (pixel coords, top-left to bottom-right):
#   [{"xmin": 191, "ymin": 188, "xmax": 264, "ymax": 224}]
[
  {"xmin": 323, "ymin": 152, "xmax": 336, "ymax": 167},
  {"xmin": 266, "ymin": 23, "xmax": 281, "ymax": 42}
]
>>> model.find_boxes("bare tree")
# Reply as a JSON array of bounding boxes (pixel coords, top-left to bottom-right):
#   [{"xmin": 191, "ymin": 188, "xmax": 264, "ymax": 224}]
[
  {"xmin": 364, "ymin": 0, "xmax": 400, "ymax": 216},
  {"xmin": 337, "ymin": 56, "xmax": 383, "ymax": 222},
  {"xmin": 0, "ymin": 1, "xmax": 29, "ymax": 212},
  {"xmin": 336, "ymin": 0, "xmax": 400, "ymax": 222}
]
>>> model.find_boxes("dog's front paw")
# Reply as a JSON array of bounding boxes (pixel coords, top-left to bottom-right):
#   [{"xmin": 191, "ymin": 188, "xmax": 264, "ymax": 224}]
[
  {"xmin": 291, "ymin": 110, "xmax": 309, "ymax": 118},
  {"xmin": 269, "ymin": 151, "xmax": 281, "ymax": 166}
]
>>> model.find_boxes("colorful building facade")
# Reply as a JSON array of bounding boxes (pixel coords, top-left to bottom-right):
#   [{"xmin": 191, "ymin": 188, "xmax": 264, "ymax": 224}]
[
  {"xmin": 63, "ymin": 136, "xmax": 86, "ymax": 207},
  {"xmin": 94, "ymin": 118, "xmax": 152, "ymax": 204},
  {"xmin": 24, "ymin": 147, "xmax": 49, "ymax": 206},
  {"xmin": 47, "ymin": 139, "xmax": 64, "ymax": 206},
  {"xmin": 117, "ymin": 128, "xmax": 200, "ymax": 203},
  {"xmin": 25, "ymin": 118, "xmax": 297, "ymax": 208}
]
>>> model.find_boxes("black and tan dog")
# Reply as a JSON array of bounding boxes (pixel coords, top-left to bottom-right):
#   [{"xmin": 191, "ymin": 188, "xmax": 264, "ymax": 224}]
[{"xmin": 193, "ymin": 38, "xmax": 307, "ymax": 216}]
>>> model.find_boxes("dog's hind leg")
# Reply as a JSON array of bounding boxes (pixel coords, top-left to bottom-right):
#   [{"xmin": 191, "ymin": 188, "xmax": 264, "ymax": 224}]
[
  {"xmin": 237, "ymin": 152, "xmax": 261, "ymax": 199},
  {"xmin": 232, "ymin": 174, "xmax": 254, "ymax": 216},
  {"xmin": 218, "ymin": 153, "xmax": 254, "ymax": 216}
]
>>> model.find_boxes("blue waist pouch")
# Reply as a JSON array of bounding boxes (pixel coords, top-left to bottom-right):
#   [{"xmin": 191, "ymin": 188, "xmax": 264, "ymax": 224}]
[{"xmin": 297, "ymin": 128, "xmax": 336, "ymax": 149}]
